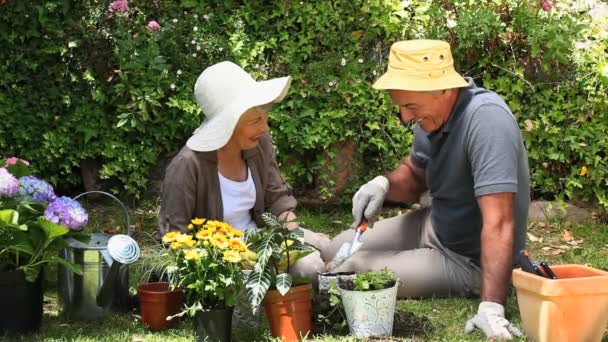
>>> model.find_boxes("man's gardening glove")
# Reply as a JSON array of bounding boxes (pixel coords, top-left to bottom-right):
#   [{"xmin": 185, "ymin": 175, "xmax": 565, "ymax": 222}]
[
  {"xmin": 351, "ymin": 175, "xmax": 389, "ymax": 229},
  {"xmin": 464, "ymin": 302, "xmax": 523, "ymax": 340}
]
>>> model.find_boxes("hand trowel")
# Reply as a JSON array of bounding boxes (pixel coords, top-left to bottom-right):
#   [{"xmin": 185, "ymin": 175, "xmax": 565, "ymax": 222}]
[{"xmin": 326, "ymin": 222, "xmax": 367, "ymax": 271}]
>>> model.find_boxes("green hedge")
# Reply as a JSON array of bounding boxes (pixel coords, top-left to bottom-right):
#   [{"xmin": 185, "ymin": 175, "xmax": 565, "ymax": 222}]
[{"xmin": 1, "ymin": 1, "xmax": 607, "ymax": 206}]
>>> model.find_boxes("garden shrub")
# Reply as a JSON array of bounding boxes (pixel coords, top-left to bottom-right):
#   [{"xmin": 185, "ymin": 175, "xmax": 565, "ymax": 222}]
[{"xmin": 0, "ymin": 0, "xmax": 606, "ymax": 207}]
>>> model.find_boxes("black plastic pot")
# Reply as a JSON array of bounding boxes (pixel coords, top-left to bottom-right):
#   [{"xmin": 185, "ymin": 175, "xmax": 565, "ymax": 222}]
[
  {"xmin": 0, "ymin": 270, "xmax": 44, "ymax": 334},
  {"xmin": 194, "ymin": 307, "xmax": 233, "ymax": 342}
]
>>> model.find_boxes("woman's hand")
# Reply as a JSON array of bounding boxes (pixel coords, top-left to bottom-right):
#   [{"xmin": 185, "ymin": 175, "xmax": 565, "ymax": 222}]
[{"xmin": 278, "ymin": 211, "xmax": 299, "ymax": 231}]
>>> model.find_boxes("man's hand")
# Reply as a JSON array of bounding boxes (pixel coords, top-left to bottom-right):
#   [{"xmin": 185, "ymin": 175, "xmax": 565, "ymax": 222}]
[
  {"xmin": 464, "ymin": 302, "xmax": 523, "ymax": 340},
  {"xmin": 351, "ymin": 176, "xmax": 389, "ymax": 228}
]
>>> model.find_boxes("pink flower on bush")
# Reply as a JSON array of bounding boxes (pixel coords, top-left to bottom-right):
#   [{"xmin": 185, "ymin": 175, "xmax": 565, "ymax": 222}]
[
  {"xmin": 109, "ymin": 0, "xmax": 129, "ymax": 13},
  {"xmin": 147, "ymin": 20, "xmax": 161, "ymax": 31},
  {"xmin": 542, "ymin": 1, "xmax": 553, "ymax": 10},
  {"xmin": 5, "ymin": 157, "xmax": 30, "ymax": 166}
]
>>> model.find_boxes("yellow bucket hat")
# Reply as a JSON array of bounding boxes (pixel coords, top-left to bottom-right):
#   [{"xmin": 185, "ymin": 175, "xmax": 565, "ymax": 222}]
[{"xmin": 373, "ymin": 40, "xmax": 468, "ymax": 91}]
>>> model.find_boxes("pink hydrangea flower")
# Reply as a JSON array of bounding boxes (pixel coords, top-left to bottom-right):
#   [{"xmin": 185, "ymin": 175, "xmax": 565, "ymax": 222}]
[
  {"xmin": 5, "ymin": 157, "xmax": 30, "ymax": 166},
  {"xmin": 147, "ymin": 20, "xmax": 161, "ymax": 31},
  {"xmin": 109, "ymin": 0, "xmax": 129, "ymax": 13},
  {"xmin": 542, "ymin": 1, "xmax": 553, "ymax": 10}
]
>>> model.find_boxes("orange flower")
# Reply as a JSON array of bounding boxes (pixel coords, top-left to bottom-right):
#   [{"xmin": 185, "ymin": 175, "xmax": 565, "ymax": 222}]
[
  {"xmin": 229, "ymin": 238, "xmax": 247, "ymax": 252},
  {"xmin": 212, "ymin": 234, "xmax": 229, "ymax": 250}
]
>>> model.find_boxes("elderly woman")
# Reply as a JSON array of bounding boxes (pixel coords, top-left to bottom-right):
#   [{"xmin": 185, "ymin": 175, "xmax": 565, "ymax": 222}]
[{"xmin": 158, "ymin": 61, "xmax": 327, "ymax": 280}]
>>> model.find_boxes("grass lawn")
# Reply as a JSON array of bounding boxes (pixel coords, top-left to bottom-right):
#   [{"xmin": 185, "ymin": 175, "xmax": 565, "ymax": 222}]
[{"xmin": 4, "ymin": 202, "xmax": 608, "ymax": 341}]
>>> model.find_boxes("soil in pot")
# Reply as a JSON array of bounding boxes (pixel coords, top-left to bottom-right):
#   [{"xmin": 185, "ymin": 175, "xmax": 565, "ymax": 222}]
[{"xmin": 137, "ymin": 282, "xmax": 182, "ymax": 331}]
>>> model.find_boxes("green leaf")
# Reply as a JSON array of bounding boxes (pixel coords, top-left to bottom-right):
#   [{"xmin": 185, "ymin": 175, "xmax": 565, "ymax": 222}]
[
  {"xmin": 37, "ymin": 217, "xmax": 69, "ymax": 240},
  {"xmin": 275, "ymin": 272, "xmax": 293, "ymax": 296},
  {"xmin": 0, "ymin": 209, "xmax": 19, "ymax": 227},
  {"xmin": 245, "ymin": 263, "xmax": 274, "ymax": 314},
  {"xmin": 48, "ymin": 256, "xmax": 83, "ymax": 275}
]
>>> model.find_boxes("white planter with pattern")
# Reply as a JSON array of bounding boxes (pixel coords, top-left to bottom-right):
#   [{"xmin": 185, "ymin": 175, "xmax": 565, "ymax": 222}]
[{"xmin": 339, "ymin": 282, "xmax": 398, "ymax": 338}]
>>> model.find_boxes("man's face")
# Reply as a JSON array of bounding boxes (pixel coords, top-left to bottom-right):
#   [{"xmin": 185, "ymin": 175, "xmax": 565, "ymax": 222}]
[
  {"xmin": 231, "ymin": 105, "xmax": 271, "ymax": 150},
  {"xmin": 388, "ymin": 89, "xmax": 454, "ymax": 133}
]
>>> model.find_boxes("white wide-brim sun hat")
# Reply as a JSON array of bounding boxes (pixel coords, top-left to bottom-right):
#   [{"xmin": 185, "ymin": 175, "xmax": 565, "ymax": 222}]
[{"xmin": 186, "ymin": 61, "xmax": 292, "ymax": 152}]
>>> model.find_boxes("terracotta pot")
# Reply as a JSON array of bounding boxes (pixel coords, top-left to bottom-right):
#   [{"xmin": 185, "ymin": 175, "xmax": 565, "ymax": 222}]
[
  {"xmin": 513, "ymin": 264, "xmax": 608, "ymax": 342},
  {"xmin": 137, "ymin": 282, "xmax": 182, "ymax": 331},
  {"xmin": 263, "ymin": 283, "xmax": 312, "ymax": 342},
  {"xmin": 194, "ymin": 307, "xmax": 233, "ymax": 342},
  {"xmin": 0, "ymin": 270, "xmax": 43, "ymax": 334}
]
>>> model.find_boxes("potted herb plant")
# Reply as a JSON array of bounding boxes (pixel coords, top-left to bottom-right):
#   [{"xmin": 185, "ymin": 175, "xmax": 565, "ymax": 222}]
[
  {"xmin": 162, "ymin": 218, "xmax": 252, "ymax": 342},
  {"xmin": 245, "ymin": 213, "xmax": 314, "ymax": 342},
  {"xmin": 338, "ymin": 268, "xmax": 399, "ymax": 338},
  {"xmin": 0, "ymin": 158, "xmax": 89, "ymax": 334}
]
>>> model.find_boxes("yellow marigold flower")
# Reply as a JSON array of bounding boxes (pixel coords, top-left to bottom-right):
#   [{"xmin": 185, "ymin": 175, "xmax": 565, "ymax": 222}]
[
  {"xmin": 184, "ymin": 249, "xmax": 200, "ymax": 261},
  {"xmin": 176, "ymin": 234, "xmax": 194, "ymax": 244},
  {"xmin": 223, "ymin": 250, "xmax": 242, "ymax": 263},
  {"xmin": 187, "ymin": 223, "xmax": 194, "ymax": 230},
  {"xmin": 230, "ymin": 229, "xmax": 244, "ymax": 237},
  {"xmin": 196, "ymin": 229, "xmax": 213, "ymax": 240},
  {"xmin": 183, "ymin": 239, "xmax": 196, "ymax": 248},
  {"xmin": 203, "ymin": 240, "xmax": 209, "ymax": 247},
  {"xmin": 229, "ymin": 238, "xmax": 247, "ymax": 252},
  {"xmin": 191, "ymin": 218, "xmax": 206, "ymax": 226},
  {"xmin": 212, "ymin": 234, "xmax": 229, "ymax": 250},
  {"xmin": 170, "ymin": 242, "xmax": 183, "ymax": 250},
  {"xmin": 162, "ymin": 231, "xmax": 180, "ymax": 243}
]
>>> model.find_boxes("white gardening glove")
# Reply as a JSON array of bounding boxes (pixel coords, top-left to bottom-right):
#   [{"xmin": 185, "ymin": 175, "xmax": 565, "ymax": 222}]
[
  {"xmin": 464, "ymin": 302, "xmax": 523, "ymax": 340},
  {"xmin": 351, "ymin": 176, "xmax": 389, "ymax": 229}
]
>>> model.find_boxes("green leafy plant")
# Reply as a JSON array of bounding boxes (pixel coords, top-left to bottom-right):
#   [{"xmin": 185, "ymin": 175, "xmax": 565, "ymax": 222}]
[
  {"xmin": 245, "ymin": 212, "xmax": 314, "ymax": 314},
  {"xmin": 351, "ymin": 268, "xmax": 397, "ymax": 291}
]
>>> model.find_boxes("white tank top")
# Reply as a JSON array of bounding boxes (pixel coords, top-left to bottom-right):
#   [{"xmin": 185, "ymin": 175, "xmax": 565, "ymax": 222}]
[{"xmin": 218, "ymin": 167, "xmax": 256, "ymax": 231}]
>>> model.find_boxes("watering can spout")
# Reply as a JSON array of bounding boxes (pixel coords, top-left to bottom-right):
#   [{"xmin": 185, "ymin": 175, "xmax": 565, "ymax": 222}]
[{"xmin": 96, "ymin": 235, "xmax": 140, "ymax": 309}]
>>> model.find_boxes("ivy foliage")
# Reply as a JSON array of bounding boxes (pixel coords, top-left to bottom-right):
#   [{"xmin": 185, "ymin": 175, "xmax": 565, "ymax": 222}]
[{"xmin": 0, "ymin": 1, "xmax": 607, "ymax": 207}]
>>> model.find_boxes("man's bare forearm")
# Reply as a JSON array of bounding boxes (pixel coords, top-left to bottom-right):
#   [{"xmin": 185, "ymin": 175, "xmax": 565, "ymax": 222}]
[{"xmin": 385, "ymin": 156, "xmax": 427, "ymax": 204}]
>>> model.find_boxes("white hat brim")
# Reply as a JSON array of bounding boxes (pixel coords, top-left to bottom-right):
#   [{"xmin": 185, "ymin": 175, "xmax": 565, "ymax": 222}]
[{"xmin": 186, "ymin": 76, "xmax": 291, "ymax": 152}]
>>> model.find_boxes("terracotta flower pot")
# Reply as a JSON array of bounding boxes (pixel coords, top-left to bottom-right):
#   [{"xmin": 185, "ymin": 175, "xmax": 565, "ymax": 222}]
[
  {"xmin": 137, "ymin": 282, "xmax": 182, "ymax": 331},
  {"xmin": 263, "ymin": 283, "xmax": 312, "ymax": 342},
  {"xmin": 513, "ymin": 264, "xmax": 608, "ymax": 342},
  {"xmin": 0, "ymin": 270, "xmax": 43, "ymax": 334}
]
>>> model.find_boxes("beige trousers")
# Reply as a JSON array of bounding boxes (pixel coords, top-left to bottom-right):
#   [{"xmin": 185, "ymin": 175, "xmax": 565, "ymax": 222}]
[{"xmin": 293, "ymin": 208, "xmax": 481, "ymax": 298}]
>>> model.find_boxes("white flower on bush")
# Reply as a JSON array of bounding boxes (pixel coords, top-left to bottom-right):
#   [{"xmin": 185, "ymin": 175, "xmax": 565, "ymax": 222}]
[
  {"xmin": 191, "ymin": 40, "xmax": 196, "ymax": 45},
  {"xmin": 328, "ymin": 81, "xmax": 335, "ymax": 87},
  {"xmin": 219, "ymin": 47, "xmax": 223, "ymax": 52},
  {"xmin": 446, "ymin": 19, "xmax": 457, "ymax": 29},
  {"xmin": 341, "ymin": 58, "xmax": 346, "ymax": 66},
  {"xmin": 194, "ymin": 14, "xmax": 199, "ymax": 19},
  {"xmin": 196, "ymin": 45, "xmax": 201, "ymax": 51},
  {"xmin": 358, "ymin": 58, "xmax": 363, "ymax": 64},
  {"xmin": 177, "ymin": 69, "xmax": 182, "ymax": 75},
  {"xmin": 372, "ymin": 70, "xmax": 377, "ymax": 75},
  {"xmin": 170, "ymin": 84, "xmax": 176, "ymax": 90},
  {"xmin": 203, "ymin": 14, "xmax": 210, "ymax": 20},
  {"xmin": 173, "ymin": 18, "xmax": 178, "ymax": 23},
  {"xmin": 193, "ymin": 26, "xmax": 198, "ymax": 32},
  {"xmin": 192, "ymin": 53, "xmax": 197, "ymax": 57}
]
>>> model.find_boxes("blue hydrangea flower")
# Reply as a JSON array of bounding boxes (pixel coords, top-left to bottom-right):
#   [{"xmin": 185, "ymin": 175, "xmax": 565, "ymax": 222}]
[
  {"xmin": 17, "ymin": 176, "xmax": 56, "ymax": 203},
  {"xmin": 0, "ymin": 167, "xmax": 19, "ymax": 197},
  {"xmin": 44, "ymin": 196, "xmax": 88, "ymax": 230}
]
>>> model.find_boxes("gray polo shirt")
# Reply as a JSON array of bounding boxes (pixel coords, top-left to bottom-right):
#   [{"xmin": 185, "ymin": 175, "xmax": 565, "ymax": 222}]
[{"xmin": 411, "ymin": 78, "xmax": 530, "ymax": 264}]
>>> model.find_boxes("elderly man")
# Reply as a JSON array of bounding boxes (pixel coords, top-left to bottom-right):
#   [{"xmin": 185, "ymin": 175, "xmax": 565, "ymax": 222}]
[{"xmin": 325, "ymin": 40, "xmax": 530, "ymax": 340}]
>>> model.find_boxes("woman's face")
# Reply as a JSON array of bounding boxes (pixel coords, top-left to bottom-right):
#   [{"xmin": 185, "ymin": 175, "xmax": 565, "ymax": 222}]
[{"xmin": 230, "ymin": 105, "xmax": 271, "ymax": 150}]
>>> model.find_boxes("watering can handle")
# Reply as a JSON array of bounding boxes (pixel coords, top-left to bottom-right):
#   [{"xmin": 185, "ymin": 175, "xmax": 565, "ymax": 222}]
[{"xmin": 74, "ymin": 191, "xmax": 132, "ymax": 236}]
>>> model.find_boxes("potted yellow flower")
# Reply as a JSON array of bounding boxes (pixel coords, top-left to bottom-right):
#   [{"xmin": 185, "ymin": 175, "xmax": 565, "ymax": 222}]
[{"xmin": 161, "ymin": 218, "xmax": 252, "ymax": 342}]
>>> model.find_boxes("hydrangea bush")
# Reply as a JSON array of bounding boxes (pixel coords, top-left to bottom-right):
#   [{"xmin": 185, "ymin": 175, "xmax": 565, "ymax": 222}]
[{"xmin": 0, "ymin": 158, "xmax": 89, "ymax": 282}]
